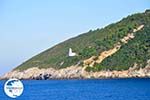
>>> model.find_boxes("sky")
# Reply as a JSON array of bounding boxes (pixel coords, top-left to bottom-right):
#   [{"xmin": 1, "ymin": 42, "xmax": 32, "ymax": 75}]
[{"xmin": 0, "ymin": 0, "xmax": 150, "ymax": 76}]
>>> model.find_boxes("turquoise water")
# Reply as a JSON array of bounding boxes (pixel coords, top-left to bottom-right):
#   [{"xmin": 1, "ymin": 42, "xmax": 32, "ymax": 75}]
[{"xmin": 0, "ymin": 78, "xmax": 150, "ymax": 100}]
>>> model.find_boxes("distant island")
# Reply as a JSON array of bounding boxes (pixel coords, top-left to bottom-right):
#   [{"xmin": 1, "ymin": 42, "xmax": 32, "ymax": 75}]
[{"xmin": 1, "ymin": 9, "xmax": 150, "ymax": 80}]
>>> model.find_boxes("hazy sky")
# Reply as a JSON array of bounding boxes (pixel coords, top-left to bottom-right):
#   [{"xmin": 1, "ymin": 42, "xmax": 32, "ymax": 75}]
[{"xmin": 0, "ymin": 0, "xmax": 150, "ymax": 76}]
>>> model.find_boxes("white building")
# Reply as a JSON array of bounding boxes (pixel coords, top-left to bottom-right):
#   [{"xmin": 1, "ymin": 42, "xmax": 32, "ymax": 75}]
[{"xmin": 68, "ymin": 48, "xmax": 76, "ymax": 57}]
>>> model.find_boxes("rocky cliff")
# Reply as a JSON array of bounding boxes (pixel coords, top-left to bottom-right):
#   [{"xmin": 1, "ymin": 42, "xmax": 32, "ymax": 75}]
[{"xmin": 1, "ymin": 60, "xmax": 150, "ymax": 80}]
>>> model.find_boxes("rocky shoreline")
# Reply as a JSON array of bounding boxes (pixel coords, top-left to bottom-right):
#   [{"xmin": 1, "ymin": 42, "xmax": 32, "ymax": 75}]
[{"xmin": 1, "ymin": 61, "xmax": 150, "ymax": 80}]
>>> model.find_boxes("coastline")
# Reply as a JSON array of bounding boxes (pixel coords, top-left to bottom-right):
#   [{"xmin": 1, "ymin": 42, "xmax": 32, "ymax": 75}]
[
  {"xmin": 1, "ymin": 64, "xmax": 150, "ymax": 80},
  {"xmin": 1, "ymin": 77, "xmax": 150, "ymax": 81}
]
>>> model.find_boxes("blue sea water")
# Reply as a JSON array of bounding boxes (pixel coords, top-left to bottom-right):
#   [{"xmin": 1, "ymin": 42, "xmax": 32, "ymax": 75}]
[{"xmin": 0, "ymin": 78, "xmax": 150, "ymax": 100}]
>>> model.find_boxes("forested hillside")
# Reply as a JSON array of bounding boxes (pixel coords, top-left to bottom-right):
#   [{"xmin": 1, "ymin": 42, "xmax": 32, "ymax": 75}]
[{"xmin": 15, "ymin": 10, "xmax": 150, "ymax": 71}]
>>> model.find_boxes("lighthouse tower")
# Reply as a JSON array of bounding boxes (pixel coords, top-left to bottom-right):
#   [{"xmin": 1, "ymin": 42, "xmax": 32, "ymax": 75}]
[{"xmin": 68, "ymin": 48, "xmax": 76, "ymax": 57}]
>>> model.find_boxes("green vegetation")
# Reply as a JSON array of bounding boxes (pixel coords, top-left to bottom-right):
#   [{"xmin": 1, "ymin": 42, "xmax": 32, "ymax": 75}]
[
  {"xmin": 97, "ymin": 26, "xmax": 150, "ymax": 71},
  {"xmin": 15, "ymin": 10, "xmax": 150, "ymax": 71}
]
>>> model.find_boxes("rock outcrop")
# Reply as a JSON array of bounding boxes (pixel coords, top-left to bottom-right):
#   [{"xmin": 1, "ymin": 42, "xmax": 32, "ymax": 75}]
[{"xmin": 1, "ymin": 59, "xmax": 150, "ymax": 80}]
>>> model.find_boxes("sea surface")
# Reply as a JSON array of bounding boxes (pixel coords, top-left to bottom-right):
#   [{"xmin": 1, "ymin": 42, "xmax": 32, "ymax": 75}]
[{"xmin": 0, "ymin": 78, "xmax": 150, "ymax": 100}]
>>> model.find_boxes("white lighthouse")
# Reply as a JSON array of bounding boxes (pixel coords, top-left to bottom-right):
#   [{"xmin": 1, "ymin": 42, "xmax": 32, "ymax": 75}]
[{"xmin": 68, "ymin": 48, "xmax": 76, "ymax": 57}]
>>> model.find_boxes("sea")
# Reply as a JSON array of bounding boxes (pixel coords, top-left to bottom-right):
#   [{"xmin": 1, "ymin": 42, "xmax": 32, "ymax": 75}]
[{"xmin": 0, "ymin": 78, "xmax": 150, "ymax": 100}]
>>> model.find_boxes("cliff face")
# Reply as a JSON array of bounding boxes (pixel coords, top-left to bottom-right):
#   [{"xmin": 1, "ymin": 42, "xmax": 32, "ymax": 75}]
[
  {"xmin": 1, "ymin": 60, "xmax": 150, "ymax": 80},
  {"xmin": 1, "ymin": 10, "xmax": 150, "ymax": 80}
]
